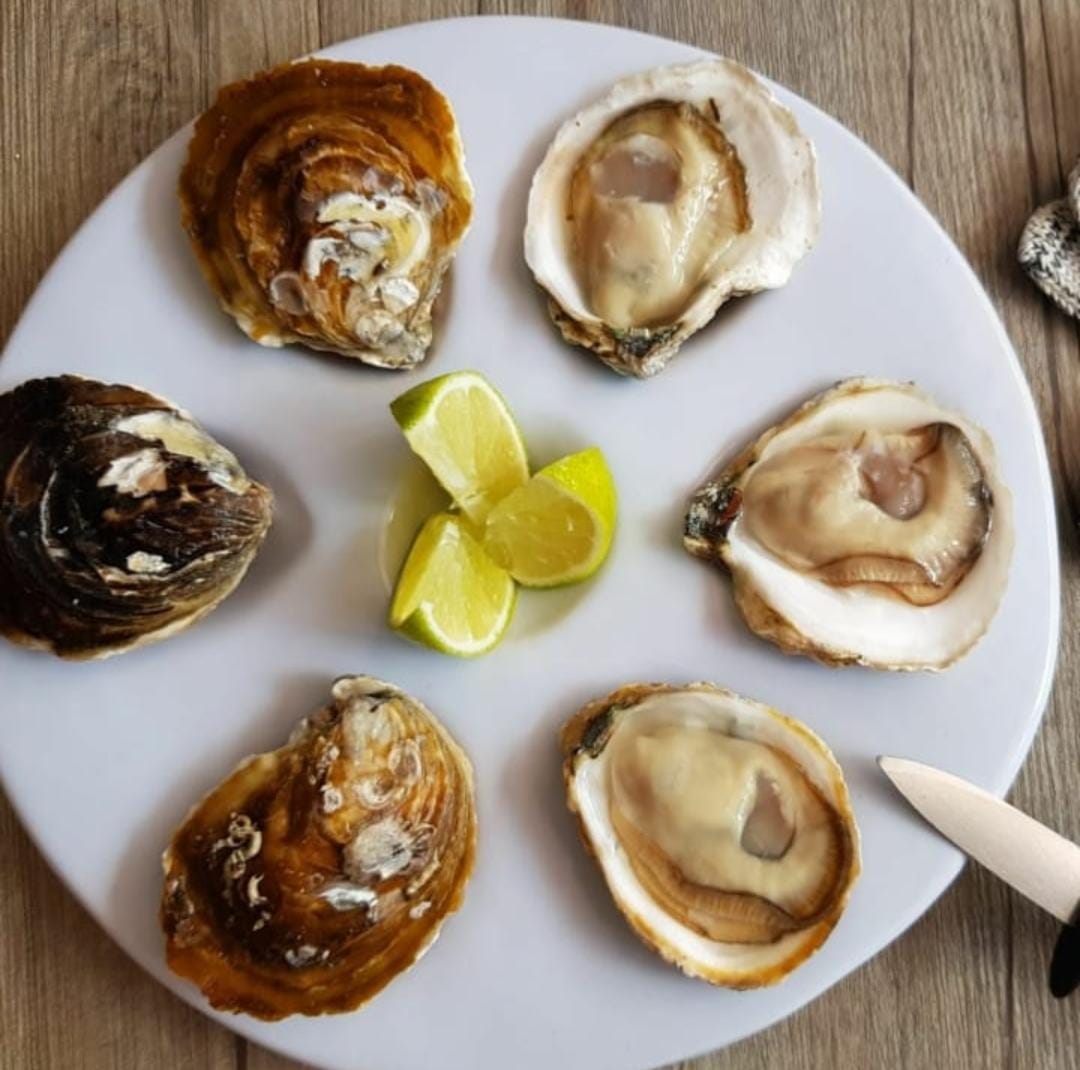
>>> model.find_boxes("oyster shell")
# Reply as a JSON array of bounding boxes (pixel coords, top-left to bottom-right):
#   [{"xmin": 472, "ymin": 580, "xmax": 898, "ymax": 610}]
[
  {"xmin": 180, "ymin": 60, "xmax": 473, "ymax": 368},
  {"xmin": 0, "ymin": 375, "xmax": 272, "ymax": 659},
  {"xmin": 684, "ymin": 379, "xmax": 1014, "ymax": 669},
  {"xmin": 561, "ymin": 682, "xmax": 859, "ymax": 987},
  {"xmin": 161, "ymin": 675, "xmax": 477, "ymax": 1019},
  {"xmin": 524, "ymin": 60, "xmax": 819, "ymax": 378}
]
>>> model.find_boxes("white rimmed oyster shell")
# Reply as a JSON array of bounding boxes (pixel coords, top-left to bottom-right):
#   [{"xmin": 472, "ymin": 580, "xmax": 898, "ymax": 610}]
[
  {"xmin": 561, "ymin": 682, "xmax": 860, "ymax": 987},
  {"xmin": 684, "ymin": 379, "xmax": 1014, "ymax": 670},
  {"xmin": 524, "ymin": 59, "xmax": 820, "ymax": 378}
]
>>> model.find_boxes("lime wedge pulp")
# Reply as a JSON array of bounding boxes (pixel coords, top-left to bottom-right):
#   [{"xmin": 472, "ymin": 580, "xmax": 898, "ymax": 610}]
[
  {"xmin": 390, "ymin": 371, "xmax": 529, "ymax": 524},
  {"xmin": 482, "ymin": 447, "xmax": 617, "ymax": 588},
  {"xmin": 390, "ymin": 512, "xmax": 517, "ymax": 656}
]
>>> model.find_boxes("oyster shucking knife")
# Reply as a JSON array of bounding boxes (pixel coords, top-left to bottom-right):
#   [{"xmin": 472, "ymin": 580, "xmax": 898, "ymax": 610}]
[{"xmin": 878, "ymin": 756, "xmax": 1080, "ymax": 997}]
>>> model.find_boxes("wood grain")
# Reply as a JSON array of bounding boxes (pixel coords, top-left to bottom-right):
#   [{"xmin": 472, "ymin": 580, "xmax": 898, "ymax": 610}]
[{"xmin": 3, "ymin": 1, "xmax": 1080, "ymax": 1067}]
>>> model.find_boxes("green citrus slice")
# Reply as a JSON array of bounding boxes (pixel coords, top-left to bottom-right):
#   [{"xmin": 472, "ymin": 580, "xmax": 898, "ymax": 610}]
[
  {"xmin": 390, "ymin": 371, "xmax": 529, "ymax": 524},
  {"xmin": 482, "ymin": 447, "xmax": 617, "ymax": 588},
  {"xmin": 390, "ymin": 512, "xmax": 516, "ymax": 656}
]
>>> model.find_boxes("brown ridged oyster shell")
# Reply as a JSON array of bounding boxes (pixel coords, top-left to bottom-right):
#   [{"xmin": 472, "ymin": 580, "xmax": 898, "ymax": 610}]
[
  {"xmin": 180, "ymin": 60, "xmax": 473, "ymax": 368},
  {"xmin": 161, "ymin": 675, "xmax": 477, "ymax": 1019},
  {"xmin": 0, "ymin": 375, "xmax": 272, "ymax": 659}
]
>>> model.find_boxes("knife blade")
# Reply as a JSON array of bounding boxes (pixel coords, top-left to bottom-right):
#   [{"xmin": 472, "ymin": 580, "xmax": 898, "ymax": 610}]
[{"xmin": 879, "ymin": 755, "xmax": 1080, "ymax": 997}]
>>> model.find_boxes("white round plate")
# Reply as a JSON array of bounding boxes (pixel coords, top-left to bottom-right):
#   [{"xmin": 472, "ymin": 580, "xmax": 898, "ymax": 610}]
[{"xmin": 0, "ymin": 16, "xmax": 1059, "ymax": 1070}]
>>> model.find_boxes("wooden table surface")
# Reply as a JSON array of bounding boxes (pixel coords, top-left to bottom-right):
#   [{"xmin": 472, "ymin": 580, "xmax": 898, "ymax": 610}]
[{"xmin": 2, "ymin": 2, "xmax": 1079, "ymax": 1067}]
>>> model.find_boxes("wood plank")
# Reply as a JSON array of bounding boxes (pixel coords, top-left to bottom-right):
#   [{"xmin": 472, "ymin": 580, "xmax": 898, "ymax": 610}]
[
  {"xmin": 1010, "ymin": 1, "xmax": 1080, "ymax": 1065},
  {"xmin": 1041, "ymin": 0, "xmax": 1080, "ymax": 173},
  {"xmin": 197, "ymin": 0, "xmax": 322, "ymax": 91},
  {"xmin": 315, "ymin": 0, "xmax": 479, "ymax": 46},
  {"xmin": 246, "ymin": 1044, "xmax": 317, "ymax": 1070},
  {"xmin": 0, "ymin": 795, "xmax": 236, "ymax": 1070}
]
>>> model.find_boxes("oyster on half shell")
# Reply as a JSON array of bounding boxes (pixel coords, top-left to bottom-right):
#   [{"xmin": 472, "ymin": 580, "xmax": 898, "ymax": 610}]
[
  {"xmin": 181, "ymin": 60, "xmax": 473, "ymax": 368},
  {"xmin": 684, "ymin": 379, "xmax": 1014, "ymax": 669},
  {"xmin": 561, "ymin": 683, "xmax": 860, "ymax": 987},
  {"xmin": 0, "ymin": 375, "xmax": 272, "ymax": 659},
  {"xmin": 525, "ymin": 60, "xmax": 819, "ymax": 378},
  {"xmin": 161, "ymin": 675, "xmax": 477, "ymax": 1019}
]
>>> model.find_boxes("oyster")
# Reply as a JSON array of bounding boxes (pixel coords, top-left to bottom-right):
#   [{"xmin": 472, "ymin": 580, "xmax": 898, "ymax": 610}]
[
  {"xmin": 180, "ymin": 60, "xmax": 473, "ymax": 368},
  {"xmin": 0, "ymin": 375, "xmax": 272, "ymax": 659},
  {"xmin": 524, "ymin": 60, "xmax": 819, "ymax": 378},
  {"xmin": 561, "ymin": 682, "xmax": 859, "ymax": 987},
  {"xmin": 684, "ymin": 379, "xmax": 1014, "ymax": 669},
  {"xmin": 161, "ymin": 675, "xmax": 477, "ymax": 1019}
]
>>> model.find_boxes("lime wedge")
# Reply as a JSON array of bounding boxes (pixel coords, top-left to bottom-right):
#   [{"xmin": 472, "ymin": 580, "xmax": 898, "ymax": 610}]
[
  {"xmin": 483, "ymin": 447, "xmax": 617, "ymax": 588},
  {"xmin": 390, "ymin": 513, "xmax": 516, "ymax": 656},
  {"xmin": 390, "ymin": 371, "xmax": 529, "ymax": 524}
]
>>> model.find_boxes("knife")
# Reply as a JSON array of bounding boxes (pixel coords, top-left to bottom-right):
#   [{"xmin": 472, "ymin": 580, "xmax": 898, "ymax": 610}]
[{"xmin": 878, "ymin": 755, "xmax": 1080, "ymax": 997}]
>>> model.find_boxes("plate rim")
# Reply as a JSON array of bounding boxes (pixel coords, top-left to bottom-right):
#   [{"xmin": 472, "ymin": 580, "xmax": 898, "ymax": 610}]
[{"xmin": 0, "ymin": 13, "xmax": 1062, "ymax": 1069}]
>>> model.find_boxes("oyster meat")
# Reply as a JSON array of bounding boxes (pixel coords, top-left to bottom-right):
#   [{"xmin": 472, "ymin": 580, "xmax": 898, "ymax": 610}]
[
  {"xmin": 684, "ymin": 379, "xmax": 1014, "ymax": 669},
  {"xmin": 180, "ymin": 60, "xmax": 473, "ymax": 368},
  {"xmin": 525, "ymin": 60, "xmax": 819, "ymax": 378},
  {"xmin": 0, "ymin": 375, "xmax": 272, "ymax": 659},
  {"xmin": 161, "ymin": 675, "xmax": 477, "ymax": 1019},
  {"xmin": 561, "ymin": 682, "xmax": 859, "ymax": 987}
]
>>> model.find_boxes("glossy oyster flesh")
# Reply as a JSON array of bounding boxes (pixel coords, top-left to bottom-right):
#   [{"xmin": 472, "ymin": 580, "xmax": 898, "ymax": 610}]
[
  {"xmin": 561, "ymin": 683, "xmax": 859, "ymax": 987},
  {"xmin": 684, "ymin": 379, "xmax": 1013, "ymax": 669},
  {"xmin": 0, "ymin": 376, "xmax": 272, "ymax": 659},
  {"xmin": 525, "ymin": 59, "xmax": 819, "ymax": 378},
  {"xmin": 180, "ymin": 60, "xmax": 473, "ymax": 368},
  {"xmin": 161, "ymin": 675, "xmax": 477, "ymax": 1019}
]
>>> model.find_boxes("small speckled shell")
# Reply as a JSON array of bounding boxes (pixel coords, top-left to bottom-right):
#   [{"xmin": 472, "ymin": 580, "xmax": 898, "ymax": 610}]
[
  {"xmin": 0, "ymin": 375, "xmax": 272, "ymax": 659},
  {"xmin": 161, "ymin": 675, "xmax": 477, "ymax": 1020},
  {"xmin": 1018, "ymin": 156, "xmax": 1080, "ymax": 320}
]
